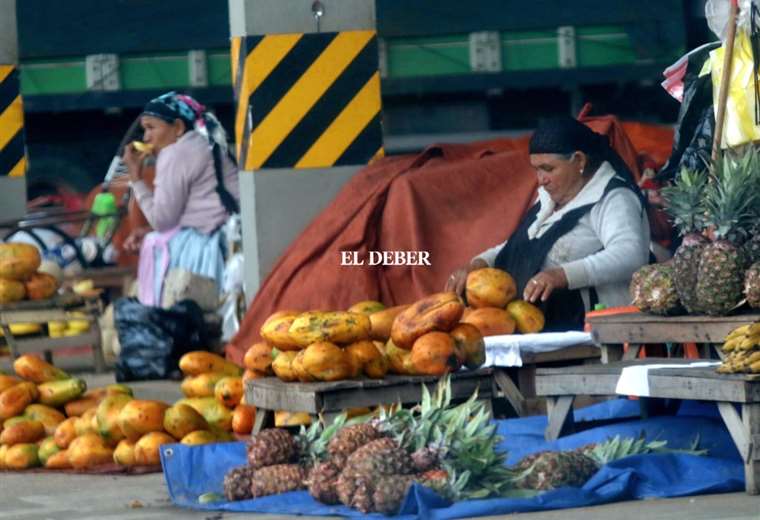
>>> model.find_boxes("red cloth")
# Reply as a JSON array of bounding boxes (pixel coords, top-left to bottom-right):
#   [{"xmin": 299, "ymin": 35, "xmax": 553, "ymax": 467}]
[{"xmin": 226, "ymin": 116, "xmax": 672, "ymax": 364}]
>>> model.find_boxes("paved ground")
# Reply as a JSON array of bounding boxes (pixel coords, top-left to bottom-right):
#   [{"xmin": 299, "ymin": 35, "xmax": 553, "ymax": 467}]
[{"xmin": 2, "ymin": 354, "xmax": 759, "ymax": 519}]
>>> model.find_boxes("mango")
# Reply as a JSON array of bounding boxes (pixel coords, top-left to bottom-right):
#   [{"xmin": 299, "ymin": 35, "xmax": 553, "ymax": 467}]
[
  {"xmin": 0, "ymin": 419, "xmax": 45, "ymax": 444},
  {"xmin": 54, "ymin": 417, "xmax": 78, "ymax": 449},
  {"xmin": 68, "ymin": 433, "xmax": 113, "ymax": 469},
  {"xmin": 5, "ymin": 443, "xmax": 40, "ymax": 469},
  {"xmin": 37, "ymin": 378, "xmax": 87, "ymax": 407},
  {"xmin": 260, "ymin": 310, "xmax": 302, "ymax": 351},
  {"xmin": 175, "ymin": 397, "xmax": 232, "ymax": 432},
  {"xmin": 13, "ymin": 354, "xmax": 69, "ymax": 383},
  {"xmin": 180, "ymin": 372, "xmax": 227, "ymax": 398},
  {"xmin": 113, "ymin": 439, "xmax": 137, "ymax": 466},
  {"xmin": 178, "ymin": 351, "xmax": 242, "ymax": 377},
  {"xmin": 45, "ymin": 449, "xmax": 71, "ymax": 469},
  {"xmin": 163, "ymin": 403, "xmax": 209, "ymax": 440},
  {"xmin": 23, "ymin": 404, "xmax": 66, "ymax": 435},
  {"xmin": 181, "ymin": 430, "xmax": 217, "ymax": 445},
  {"xmin": 0, "ymin": 382, "xmax": 37, "ymax": 420},
  {"xmin": 96, "ymin": 393, "xmax": 134, "ymax": 443},
  {"xmin": 214, "ymin": 376, "xmax": 243, "ymax": 408},
  {"xmin": 38, "ymin": 436, "xmax": 61, "ymax": 465},
  {"xmin": 118, "ymin": 400, "xmax": 169, "ymax": 442},
  {"xmin": 134, "ymin": 431, "xmax": 175, "ymax": 466},
  {"xmin": 231, "ymin": 404, "xmax": 256, "ymax": 435}
]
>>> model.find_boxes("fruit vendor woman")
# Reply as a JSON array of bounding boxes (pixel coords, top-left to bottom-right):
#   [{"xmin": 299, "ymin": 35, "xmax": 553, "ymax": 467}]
[
  {"xmin": 448, "ymin": 116, "xmax": 650, "ymax": 331},
  {"xmin": 122, "ymin": 91, "xmax": 240, "ymax": 306}
]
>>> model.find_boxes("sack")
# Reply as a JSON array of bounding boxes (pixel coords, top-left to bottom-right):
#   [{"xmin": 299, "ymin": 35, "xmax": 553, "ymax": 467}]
[{"xmin": 114, "ymin": 297, "xmax": 207, "ymax": 382}]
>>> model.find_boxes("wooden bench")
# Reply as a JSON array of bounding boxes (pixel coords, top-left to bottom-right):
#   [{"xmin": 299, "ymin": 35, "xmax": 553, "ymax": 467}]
[
  {"xmin": 535, "ymin": 359, "xmax": 760, "ymax": 494},
  {"xmin": 244, "ymin": 368, "xmax": 495, "ymax": 433}
]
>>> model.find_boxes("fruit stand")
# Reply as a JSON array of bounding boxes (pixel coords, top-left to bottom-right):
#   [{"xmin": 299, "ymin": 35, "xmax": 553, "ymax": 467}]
[
  {"xmin": 245, "ymin": 368, "xmax": 496, "ymax": 433},
  {"xmin": 534, "ymin": 359, "xmax": 760, "ymax": 495},
  {"xmin": 0, "ymin": 293, "xmax": 105, "ymax": 372}
]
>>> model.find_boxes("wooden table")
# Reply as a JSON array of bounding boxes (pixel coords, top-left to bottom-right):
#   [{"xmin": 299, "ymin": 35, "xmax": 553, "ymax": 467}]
[
  {"xmin": 535, "ymin": 359, "xmax": 760, "ymax": 494},
  {"xmin": 244, "ymin": 368, "xmax": 495, "ymax": 433},
  {"xmin": 0, "ymin": 293, "xmax": 105, "ymax": 372},
  {"xmin": 586, "ymin": 311, "xmax": 760, "ymax": 363}
]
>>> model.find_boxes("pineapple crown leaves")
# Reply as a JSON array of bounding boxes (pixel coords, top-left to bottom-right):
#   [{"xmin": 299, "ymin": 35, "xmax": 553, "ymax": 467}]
[
  {"xmin": 296, "ymin": 412, "xmax": 348, "ymax": 464},
  {"xmin": 662, "ymin": 167, "xmax": 708, "ymax": 235},
  {"xmin": 586, "ymin": 432, "xmax": 707, "ymax": 466},
  {"xmin": 706, "ymin": 149, "xmax": 760, "ymax": 243}
]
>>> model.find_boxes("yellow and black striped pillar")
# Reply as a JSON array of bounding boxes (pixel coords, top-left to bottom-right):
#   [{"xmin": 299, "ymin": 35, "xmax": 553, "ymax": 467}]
[
  {"xmin": 231, "ymin": 30, "xmax": 383, "ymax": 171},
  {"xmin": 0, "ymin": 65, "xmax": 26, "ymax": 178}
]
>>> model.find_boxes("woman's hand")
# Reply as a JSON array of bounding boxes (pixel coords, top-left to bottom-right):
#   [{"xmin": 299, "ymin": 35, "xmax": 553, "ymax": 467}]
[
  {"xmin": 123, "ymin": 143, "xmax": 148, "ymax": 182},
  {"xmin": 445, "ymin": 258, "xmax": 488, "ymax": 296},
  {"xmin": 122, "ymin": 226, "xmax": 150, "ymax": 254},
  {"xmin": 524, "ymin": 268, "xmax": 568, "ymax": 303}
]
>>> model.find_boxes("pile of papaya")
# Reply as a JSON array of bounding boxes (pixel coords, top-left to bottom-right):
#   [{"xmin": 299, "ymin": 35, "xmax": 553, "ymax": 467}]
[
  {"xmin": 0, "ymin": 351, "xmax": 255, "ymax": 471},
  {"xmin": 249, "ymin": 267, "xmax": 545, "ymax": 385}
]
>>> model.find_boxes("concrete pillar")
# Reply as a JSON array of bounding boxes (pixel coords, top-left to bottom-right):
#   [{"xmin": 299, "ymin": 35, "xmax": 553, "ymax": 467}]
[
  {"xmin": 229, "ymin": 0, "xmax": 381, "ymax": 302},
  {"xmin": 0, "ymin": 0, "xmax": 27, "ymax": 222}
]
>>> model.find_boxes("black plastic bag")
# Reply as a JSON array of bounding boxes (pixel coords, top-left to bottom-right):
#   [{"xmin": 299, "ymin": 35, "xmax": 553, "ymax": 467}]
[{"xmin": 114, "ymin": 297, "xmax": 207, "ymax": 382}]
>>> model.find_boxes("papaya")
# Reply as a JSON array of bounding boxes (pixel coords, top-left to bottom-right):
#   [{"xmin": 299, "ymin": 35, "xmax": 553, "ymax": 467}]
[
  {"xmin": 13, "ymin": 354, "xmax": 69, "ymax": 383},
  {"xmin": 54, "ymin": 417, "xmax": 78, "ymax": 449},
  {"xmin": 271, "ymin": 350, "xmax": 298, "ymax": 382},
  {"xmin": 391, "ymin": 292, "xmax": 464, "ymax": 349},
  {"xmin": 118, "ymin": 400, "xmax": 169, "ymax": 442},
  {"xmin": 289, "ymin": 311, "xmax": 371, "ymax": 347},
  {"xmin": 461, "ymin": 307, "xmax": 516, "ymax": 336},
  {"xmin": 24, "ymin": 272, "xmax": 60, "ymax": 300},
  {"xmin": 260, "ymin": 310, "xmax": 302, "ymax": 351},
  {"xmin": 178, "ymin": 351, "xmax": 242, "ymax": 377},
  {"xmin": 4, "ymin": 414, "xmax": 26, "ymax": 428},
  {"xmin": 385, "ymin": 339, "xmax": 413, "ymax": 375},
  {"xmin": 506, "ymin": 300, "xmax": 545, "ymax": 334},
  {"xmin": 4, "ymin": 443, "xmax": 40, "ymax": 469},
  {"xmin": 37, "ymin": 378, "xmax": 87, "ymax": 407},
  {"xmin": 0, "ymin": 419, "xmax": 46, "ymax": 444},
  {"xmin": 365, "ymin": 349, "xmax": 389, "ymax": 379},
  {"xmin": 0, "ymin": 242, "xmax": 41, "ymax": 280},
  {"xmin": 96, "ymin": 393, "xmax": 134, "ymax": 443},
  {"xmin": 231, "ymin": 404, "xmax": 256, "ymax": 435},
  {"xmin": 347, "ymin": 300, "xmax": 385, "ymax": 315},
  {"xmin": 180, "ymin": 372, "xmax": 228, "ymax": 398},
  {"xmin": 23, "ymin": 404, "xmax": 66, "ymax": 435},
  {"xmin": 84, "ymin": 383, "xmax": 133, "ymax": 401},
  {"xmin": 449, "ymin": 323, "xmax": 486, "ymax": 369},
  {"xmin": 242, "ymin": 368, "xmax": 267, "ymax": 384},
  {"xmin": 274, "ymin": 410, "xmax": 311, "ymax": 427},
  {"xmin": 214, "ymin": 376, "xmax": 243, "ymax": 408},
  {"xmin": 369, "ymin": 305, "xmax": 409, "ymax": 341},
  {"xmin": 134, "ymin": 431, "xmax": 175, "ymax": 466},
  {"xmin": 44, "ymin": 449, "xmax": 71, "ymax": 469},
  {"xmin": 0, "ymin": 444, "xmax": 6, "ymax": 469},
  {"xmin": 68, "ymin": 433, "xmax": 113, "ymax": 469},
  {"xmin": 291, "ymin": 349, "xmax": 316, "ymax": 382},
  {"xmin": 0, "ymin": 277, "xmax": 26, "ymax": 304},
  {"xmin": 301, "ymin": 342, "xmax": 353, "ymax": 382},
  {"xmin": 113, "ymin": 439, "xmax": 137, "ymax": 466},
  {"xmin": 181, "ymin": 429, "xmax": 217, "ymax": 445},
  {"xmin": 243, "ymin": 342, "xmax": 274, "ymax": 374},
  {"xmin": 163, "ymin": 403, "xmax": 209, "ymax": 440},
  {"xmin": 0, "ymin": 374, "xmax": 20, "ymax": 393},
  {"xmin": 38, "ymin": 436, "xmax": 61, "ymax": 465},
  {"xmin": 176, "ymin": 397, "xmax": 233, "ymax": 432},
  {"xmin": 0, "ymin": 382, "xmax": 37, "ymax": 420},
  {"xmin": 345, "ymin": 340, "xmax": 388, "ymax": 379},
  {"xmin": 75, "ymin": 408, "xmax": 98, "ymax": 436},
  {"xmin": 64, "ymin": 396, "xmax": 100, "ymax": 417},
  {"xmin": 410, "ymin": 332, "xmax": 461, "ymax": 376},
  {"xmin": 466, "ymin": 267, "xmax": 517, "ymax": 308}
]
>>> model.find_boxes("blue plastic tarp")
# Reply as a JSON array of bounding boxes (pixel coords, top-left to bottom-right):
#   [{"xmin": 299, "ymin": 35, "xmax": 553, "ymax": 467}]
[{"xmin": 161, "ymin": 399, "xmax": 744, "ymax": 518}]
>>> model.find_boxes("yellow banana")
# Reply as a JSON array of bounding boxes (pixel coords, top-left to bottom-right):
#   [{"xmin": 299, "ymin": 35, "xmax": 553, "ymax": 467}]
[{"xmin": 726, "ymin": 324, "xmax": 751, "ymax": 341}]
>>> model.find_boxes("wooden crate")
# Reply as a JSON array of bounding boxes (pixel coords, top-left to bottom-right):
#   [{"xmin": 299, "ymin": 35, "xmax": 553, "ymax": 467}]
[{"xmin": 245, "ymin": 368, "xmax": 495, "ymax": 432}]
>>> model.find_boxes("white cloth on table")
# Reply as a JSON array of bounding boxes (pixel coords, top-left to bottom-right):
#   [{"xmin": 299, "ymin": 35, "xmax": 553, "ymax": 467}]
[
  {"xmin": 615, "ymin": 362, "xmax": 721, "ymax": 397},
  {"xmin": 483, "ymin": 331, "xmax": 595, "ymax": 368}
]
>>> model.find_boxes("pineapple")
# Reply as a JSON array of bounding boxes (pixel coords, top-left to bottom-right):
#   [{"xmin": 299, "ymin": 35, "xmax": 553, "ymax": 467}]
[
  {"xmin": 662, "ymin": 168, "xmax": 709, "ymax": 313},
  {"xmin": 629, "ymin": 263, "xmax": 682, "ymax": 315},
  {"xmin": 246, "ymin": 428, "xmax": 297, "ymax": 469},
  {"xmin": 326, "ymin": 422, "xmax": 383, "ymax": 469},
  {"xmin": 696, "ymin": 151, "xmax": 759, "ymax": 315},
  {"xmin": 745, "ymin": 262, "xmax": 760, "ymax": 308},
  {"xmin": 249, "ymin": 463, "xmax": 307, "ymax": 497},
  {"xmin": 223, "ymin": 465, "xmax": 256, "ymax": 501},
  {"xmin": 306, "ymin": 461, "xmax": 342, "ymax": 504},
  {"xmin": 742, "ymin": 226, "xmax": 760, "ymax": 265}
]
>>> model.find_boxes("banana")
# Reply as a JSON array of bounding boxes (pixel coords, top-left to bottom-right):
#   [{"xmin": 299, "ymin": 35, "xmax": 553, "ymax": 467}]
[
  {"xmin": 748, "ymin": 322, "xmax": 760, "ymax": 336},
  {"xmin": 750, "ymin": 360, "xmax": 760, "ymax": 373},
  {"xmin": 722, "ymin": 337, "xmax": 743, "ymax": 352},
  {"xmin": 738, "ymin": 337, "xmax": 758, "ymax": 350},
  {"xmin": 726, "ymin": 324, "xmax": 751, "ymax": 341}
]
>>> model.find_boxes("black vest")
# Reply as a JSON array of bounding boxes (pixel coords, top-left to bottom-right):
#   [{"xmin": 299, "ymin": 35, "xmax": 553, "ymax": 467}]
[{"xmin": 493, "ymin": 176, "xmax": 632, "ymax": 331}]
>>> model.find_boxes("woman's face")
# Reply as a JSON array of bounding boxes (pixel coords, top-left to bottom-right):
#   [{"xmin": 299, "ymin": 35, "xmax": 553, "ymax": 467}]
[
  {"xmin": 529, "ymin": 152, "xmax": 587, "ymax": 207},
  {"xmin": 140, "ymin": 115, "xmax": 184, "ymax": 153}
]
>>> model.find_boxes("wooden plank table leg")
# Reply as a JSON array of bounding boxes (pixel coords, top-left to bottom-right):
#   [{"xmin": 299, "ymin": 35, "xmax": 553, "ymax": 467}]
[
  {"xmin": 90, "ymin": 320, "xmax": 106, "ymax": 373},
  {"xmin": 43, "ymin": 350, "xmax": 53, "ymax": 364},
  {"xmin": 492, "ymin": 369, "xmax": 526, "ymax": 417},
  {"xmin": 252, "ymin": 408, "xmax": 270, "ymax": 435},
  {"xmin": 545, "ymin": 395, "xmax": 575, "ymax": 441},
  {"xmin": 600, "ymin": 343, "xmax": 623, "ymax": 364},
  {"xmin": 742, "ymin": 403, "xmax": 760, "ymax": 495},
  {"xmin": 717, "ymin": 402, "xmax": 750, "ymax": 462},
  {"xmin": 622, "ymin": 343, "xmax": 642, "ymax": 360}
]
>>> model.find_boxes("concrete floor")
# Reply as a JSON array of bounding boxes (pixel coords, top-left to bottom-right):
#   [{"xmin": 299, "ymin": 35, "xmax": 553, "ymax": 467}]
[{"xmin": 1, "ymin": 354, "xmax": 759, "ymax": 520}]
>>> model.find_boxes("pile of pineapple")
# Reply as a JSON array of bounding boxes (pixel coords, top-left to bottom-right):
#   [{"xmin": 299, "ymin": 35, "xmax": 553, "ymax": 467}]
[
  {"xmin": 632, "ymin": 150, "xmax": 760, "ymax": 316},
  {"xmin": 0, "ymin": 351, "xmax": 256, "ymax": 471},
  {"xmin": 220, "ymin": 378, "xmax": 700, "ymax": 514},
  {"xmin": 717, "ymin": 322, "xmax": 760, "ymax": 374}
]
